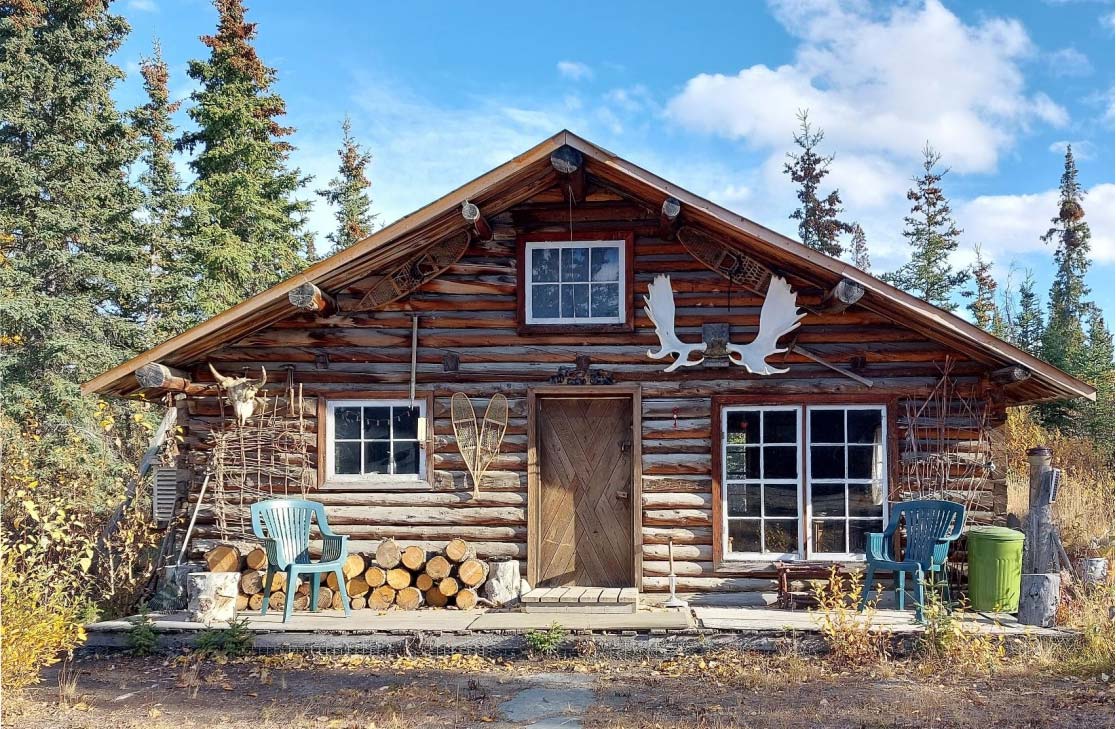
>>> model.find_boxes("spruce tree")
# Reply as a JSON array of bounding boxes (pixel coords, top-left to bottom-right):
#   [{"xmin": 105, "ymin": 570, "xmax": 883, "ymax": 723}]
[
  {"xmin": 178, "ymin": 0, "xmax": 312, "ymax": 316},
  {"xmin": 848, "ymin": 223, "xmax": 871, "ymax": 272},
  {"xmin": 784, "ymin": 110, "xmax": 852, "ymax": 257},
  {"xmin": 1013, "ymin": 271, "xmax": 1045, "ymax": 357},
  {"xmin": 882, "ymin": 144, "xmax": 966, "ymax": 311},
  {"xmin": 1081, "ymin": 307, "xmax": 1115, "ymax": 451},
  {"xmin": 131, "ymin": 42, "xmax": 195, "ymax": 341},
  {"xmin": 317, "ymin": 117, "xmax": 375, "ymax": 255},
  {"xmin": 1039, "ymin": 146, "xmax": 1092, "ymax": 430},
  {"xmin": 964, "ymin": 244, "xmax": 1004, "ymax": 336},
  {"xmin": 0, "ymin": 0, "xmax": 146, "ymax": 418}
]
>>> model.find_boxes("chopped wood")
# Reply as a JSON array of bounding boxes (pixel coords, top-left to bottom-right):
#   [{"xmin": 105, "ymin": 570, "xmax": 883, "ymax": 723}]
[
  {"xmin": 444, "ymin": 538, "xmax": 476, "ymax": 563},
  {"xmin": 415, "ymin": 573, "xmax": 434, "ymax": 591},
  {"xmin": 425, "ymin": 555, "xmax": 452, "ymax": 580},
  {"xmin": 294, "ymin": 577, "xmax": 309, "ymax": 596},
  {"xmin": 457, "ymin": 558, "xmax": 488, "ymax": 587},
  {"xmin": 368, "ymin": 585, "xmax": 396, "ymax": 610},
  {"xmin": 364, "ymin": 565, "xmax": 388, "ymax": 588},
  {"xmin": 267, "ymin": 571, "xmax": 288, "ymax": 592},
  {"xmin": 235, "ymin": 593, "xmax": 249, "ymax": 611},
  {"xmin": 268, "ymin": 591, "xmax": 285, "ymax": 610},
  {"xmin": 437, "ymin": 576, "xmax": 460, "ymax": 597},
  {"xmin": 204, "ymin": 544, "xmax": 242, "ymax": 573},
  {"xmin": 244, "ymin": 547, "xmax": 268, "ymax": 571},
  {"xmin": 239, "ymin": 570, "xmax": 266, "ymax": 595},
  {"xmin": 326, "ymin": 572, "xmax": 341, "ymax": 591},
  {"xmin": 400, "ymin": 545, "xmax": 427, "ymax": 571},
  {"xmin": 386, "ymin": 568, "xmax": 412, "ymax": 590},
  {"xmin": 330, "ymin": 590, "xmax": 343, "ymax": 610},
  {"xmin": 454, "ymin": 587, "xmax": 478, "ymax": 610},
  {"xmin": 350, "ymin": 595, "xmax": 367, "ymax": 610},
  {"xmin": 317, "ymin": 586, "xmax": 334, "ymax": 610},
  {"xmin": 292, "ymin": 593, "xmax": 310, "ymax": 611},
  {"xmin": 425, "ymin": 587, "xmax": 449, "ymax": 607},
  {"xmin": 248, "ymin": 593, "xmax": 264, "ymax": 611},
  {"xmin": 395, "ymin": 586, "xmax": 424, "ymax": 610},
  {"xmin": 375, "ymin": 538, "xmax": 402, "ymax": 569},
  {"xmin": 346, "ymin": 576, "xmax": 370, "ymax": 596},
  {"xmin": 342, "ymin": 553, "xmax": 366, "ymax": 580}
]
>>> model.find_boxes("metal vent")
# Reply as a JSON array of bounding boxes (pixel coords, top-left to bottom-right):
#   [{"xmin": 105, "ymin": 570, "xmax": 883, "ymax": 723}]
[{"xmin": 152, "ymin": 467, "xmax": 179, "ymax": 523}]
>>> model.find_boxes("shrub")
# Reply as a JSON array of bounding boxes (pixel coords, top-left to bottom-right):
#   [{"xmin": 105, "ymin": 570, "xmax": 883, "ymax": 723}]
[
  {"xmin": 917, "ymin": 584, "xmax": 1005, "ymax": 672},
  {"xmin": 127, "ymin": 606, "xmax": 158, "ymax": 657},
  {"xmin": 525, "ymin": 622, "xmax": 567, "ymax": 656},
  {"xmin": 1054, "ymin": 584, "xmax": 1115, "ymax": 678},
  {"xmin": 194, "ymin": 615, "xmax": 254, "ymax": 658},
  {"xmin": 810, "ymin": 566, "xmax": 888, "ymax": 666}
]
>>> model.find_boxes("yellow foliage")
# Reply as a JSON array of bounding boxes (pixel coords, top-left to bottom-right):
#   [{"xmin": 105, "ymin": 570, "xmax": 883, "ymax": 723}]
[{"xmin": 811, "ymin": 566, "xmax": 889, "ymax": 666}]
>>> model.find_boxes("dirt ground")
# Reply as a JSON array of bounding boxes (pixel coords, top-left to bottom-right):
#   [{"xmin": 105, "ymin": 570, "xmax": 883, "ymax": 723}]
[{"xmin": 3, "ymin": 651, "xmax": 1112, "ymax": 729}]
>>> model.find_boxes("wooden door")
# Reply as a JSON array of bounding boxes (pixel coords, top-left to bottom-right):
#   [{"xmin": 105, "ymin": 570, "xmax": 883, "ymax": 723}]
[{"xmin": 535, "ymin": 397, "xmax": 634, "ymax": 587}]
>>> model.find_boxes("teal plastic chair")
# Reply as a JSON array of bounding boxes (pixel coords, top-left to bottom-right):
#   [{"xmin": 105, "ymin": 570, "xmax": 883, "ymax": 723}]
[
  {"xmin": 250, "ymin": 499, "xmax": 351, "ymax": 622},
  {"xmin": 858, "ymin": 499, "xmax": 966, "ymax": 622}
]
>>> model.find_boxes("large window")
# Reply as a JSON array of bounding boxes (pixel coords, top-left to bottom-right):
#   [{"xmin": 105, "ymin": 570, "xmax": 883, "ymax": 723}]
[
  {"xmin": 524, "ymin": 240, "xmax": 625, "ymax": 325},
  {"xmin": 325, "ymin": 400, "xmax": 426, "ymax": 481},
  {"xmin": 720, "ymin": 403, "xmax": 887, "ymax": 560}
]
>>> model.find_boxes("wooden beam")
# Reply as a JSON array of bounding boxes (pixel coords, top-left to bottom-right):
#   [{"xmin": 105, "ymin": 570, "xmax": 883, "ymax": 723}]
[
  {"xmin": 991, "ymin": 365, "xmax": 1031, "ymax": 384},
  {"xmin": 134, "ymin": 363, "xmax": 196, "ymax": 393},
  {"xmin": 791, "ymin": 345, "xmax": 874, "ymax": 387},
  {"xmin": 288, "ymin": 281, "xmax": 336, "ymax": 315},
  {"xmin": 461, "ymin": 201, "xmax": 492, "ymax": 240},
  {"xmin": 551, "ymin": 145, "xmax": 586, "ymax": 205},
  {"xmin": 820, "ymin": 278, "xmax": 865, "ymax": 313},
  {"xmin": 659, "ymin": 197, "xmax": 681, "ymax": 239}
]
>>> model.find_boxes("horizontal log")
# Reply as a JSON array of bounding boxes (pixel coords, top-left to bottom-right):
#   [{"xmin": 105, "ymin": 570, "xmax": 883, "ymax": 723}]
[
  {"xmin": 643, "ymin": 508, "xmax": 712, "ymax": 526},
  {"xmin": 642, "ymin": 560, "xmax": 714, "ymax": 576},
  {"xmin": 641, "ymin": 576, "xmax": 777, "ymax": 592},
  {"xmin": 322, "ymin": 505, "xmax": 526, "ymax": 526},
  {"xmin": 641, "ymin": 526, "xmax": 714, "ymax": 545},
  {"xmin": 642, "ymin": 476, "xmax": 712, "ymax": 493},
  {"xmin": 642, "ymin": 543, "xmax": 713, "ymax": 561},
  {"xmin": 309, "ymin": 491, "xmax": 526, "ymax": 507},
  {"xmin": 642, "ymin": 492, "xmax": 712, "ymax": 509}
]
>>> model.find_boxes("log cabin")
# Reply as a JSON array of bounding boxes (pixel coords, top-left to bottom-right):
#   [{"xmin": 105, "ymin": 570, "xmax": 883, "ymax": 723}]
[{"xmin": 84, "ymin": 130, "xmax": 1095, "ymax": 599}]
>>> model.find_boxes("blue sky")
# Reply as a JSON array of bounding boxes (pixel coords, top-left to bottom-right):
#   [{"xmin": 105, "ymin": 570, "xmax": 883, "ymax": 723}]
[{"xmin": 114, "ymin": 0, "xmax": 1115, "ymax": 327}]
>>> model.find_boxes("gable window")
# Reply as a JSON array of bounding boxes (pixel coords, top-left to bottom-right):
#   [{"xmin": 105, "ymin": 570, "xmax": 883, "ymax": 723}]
[
  {"xmin": 325, "ymin": 400, "xmax": 427, "ymax": 481},
  {"xmin": 718, "ymin": 402, "xmax": 888, "ymax": 561},
  {"xmin": 525, "ymin": 240, "xmax": 625, "ymax": 325}
]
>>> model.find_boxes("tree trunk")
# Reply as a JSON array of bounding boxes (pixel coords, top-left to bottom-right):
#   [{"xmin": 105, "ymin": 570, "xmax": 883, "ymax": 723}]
[
  {"xmin": 386, "ymin": 568, "xmax": 412, "ymax": 590},
  {"xmin": 342, "ymin": 554, "xmax": 366, "ymax": 580},
  {"xmin": 1018, "ymin": 574, "xmax": 1059, "ymax": 627},
  {"xmin": 369, "ymin": 585, "xmax": 397, "ymax": 610},
  {"xmin": 454, "ymin": 587, "xmax": 478, "ymax": 610},
  {"xmin": 244, "ymin": 547, "xmax": 268, "ymax": 571},
  {"xmin": 457, "ymin": 558, "xmax": 488, "ymax": 587},
  {"xmin": 445, "ymin": 538, "xmax": 476, "ymax": 563},
  {"xmin": 401, "ymin": 545, "xmax": 427, "ymax": 571},
  {"xmin": 483, "ymin": 559, "xmax": 520, "ymax": 606},
  {"xmin": 204, "ymin": 545, "xmax": 242, "ymax": 573},
  {"xmin": 425, "ymin": 555, "xmax": 452, "ymax": 580},
  {"xmin": 364, "ymin": 566, "xmax": 388, "ymax": 588},
  {"xmin": 235, "ymin": 593, "xmax": 249, "ymax": 611},
  {"xmin": 317, "ymin": 586, "xmax": 334, "ymax": 610},
  {"xmin": 268, "ymin": 591, "xmax": 286, "ymax": 611},
  {"xmin": 330, "ymin": 590, "xmax": 343, "ymax": 610},
  {"xmin": 396, "ymin": 586, "xmax": 424, "ymax": 610},
  {"xmin": 376, "ymin": 538, "xmax": 402, "ymax": 569}
]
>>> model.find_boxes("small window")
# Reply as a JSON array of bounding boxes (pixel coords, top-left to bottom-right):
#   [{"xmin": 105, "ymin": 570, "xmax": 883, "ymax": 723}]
[
  {"xmin": 325, "ymin": 400, "xmax": 426, "ymax": 481},
  {"xmin": 525, "ymin": 240, "xmax": 625, "ymax": 324}
]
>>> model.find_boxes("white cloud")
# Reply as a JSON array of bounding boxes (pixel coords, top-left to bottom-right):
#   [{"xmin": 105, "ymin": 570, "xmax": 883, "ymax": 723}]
[
  {"xmin": 127, "ymin": 0, "xmax": 157, "ymax": 11},
  {"xmin": 1048, "ymin": 140, "xmax": 1095, "ymax": 159},
  {"xmin": 666, "ymin": 0, "xmax": 1066, "ymax": 174},
  {"xmin": 1046, "ymin": 47, "xmax": 1093, "ymax": 77},
  {"xmin": 557, "ymin": 61, "xmax": 593, "ymax": 81}
]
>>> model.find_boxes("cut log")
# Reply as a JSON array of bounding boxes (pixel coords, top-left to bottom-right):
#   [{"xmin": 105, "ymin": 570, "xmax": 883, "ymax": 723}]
[
  {"xmin": 415, "ymin": 573, "xmax": 434, "ymax": 592},
  {"xmin": 288, "ymin": 282, "xmax": 336, "ymax": 315},
  {"xmin": 350, "ymin": 595, "xmax": 367, "ymax": 610},
  {"xmin": 204, "ymin": 545, "xmax": 242, "ymax": 573},
  {"xmin": 330, "ymin": 590, "xmax": 342, "ymax": 610},
  {"xmin": 454, "ymin": 588, "xmax": 478, "ymax": 610},
  {"xmin": 294, "ymin": 577, "xmax": 309, "ymax": 596},
  {"xmin": 425, "ymin": 587, "xmax": 449, "ymax": 607},
  {"xmin": 239, "ymin": 570, "xmax": 266, "ymax": 596},
  {"xmin": 135, "ymin": 362, "xmax": 194, "ymax": 393},
  {"xmin": 426, "ymin": 555, "xmax": 452, "ymax": 580},
  {"xmin": 457, "ymin": 558, "xmax": 489, "ymax": 588},
  {"xmin": 317, "ymin": 586, "xmax": 334, "ymax": 610},
  {"xmin": 326, "ymin": 571, "xmax": 340, "ymax": 591},
  {"xmin": 386, "ymin": 568, "xmax": 413, "ymax": 590},
  {"xmin": 1018, "ymin": 574, "xmax": 1059, "ymax": 627},
  {"xmin": 342, "ymin": 554, "xmax": 366, "ymax": 580},
  {"xmin": 244, "ymin": 548, "xmax": 268, "ymax": 571},
  {"xmin": 396, "ymin": 586, "xmax": 424, "ymax": 610},
  {"xmin": 188, "ymin": 571, "xmax": 239, "ymax": 626},
  {"xmin": 400, "ymin": 545, "xmax": 427, "ymax": 571},
  {"xmin": 267, "ymin": 571, "xmax": 287, "ymax": 592},
  {"xmin": 364, "ymin": 565, "xmax": 388, "ymax": 588},
  {"xmin": 369, "ymin": 585, "xmax": 397, "ymax": 610},
  {"xmin": 376, "ymin": 538, "xmax": 402, "ymax": 569},
  {"xmin": 268, "ymin": 591, "xmax": 286, "ymax": 611},
  {"xmin": 437, "ymin": 576, "xmax": 460, "ymax": 597},
  {"xmin": 483, "ymin": 558, "xmax": 520, "ymax": 606},
  {"xmin": 235, "ymin": 593, "xmax": 249, "ymax": 611},
  {"xmin": 292, "ymin": 593, "xmax": 310, "ymax": 611},
  {"xmin": 248, "ymin": 593, "xmax": 264, "ymax": 611},
  {"xmin": 346, "ymin": 576, "xmax": 370, "ymax": 596},
  {"xmin": 445, "ymin": 538, "xmax": 476, "ymax": 563}
]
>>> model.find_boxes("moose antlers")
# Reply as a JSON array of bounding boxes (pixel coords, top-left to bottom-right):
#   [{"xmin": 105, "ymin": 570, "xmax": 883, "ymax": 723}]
[
  {"xmin": 208, "ymin": 364, "xmax": 267, "ymax": 425},
  {"xmin": 644, "ymin": 275, "xmax": 706, "ymax": 372}
]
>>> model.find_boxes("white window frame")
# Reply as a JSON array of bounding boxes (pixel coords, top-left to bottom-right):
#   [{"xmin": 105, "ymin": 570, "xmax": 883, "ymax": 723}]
[
  {"xmin": 324, "ymin": 399, "xmax": 427, "ymax": 482},
  {"xmin": 721, "ymin": 405, "xmax": 804, "ymax": 561},
  {"xmin": 805, "ymin": 405, "xmax": 889, "ymax": 561},
  {"xmin": 524, "ymin": 239, "xmax": 626, "ymax": 325}
]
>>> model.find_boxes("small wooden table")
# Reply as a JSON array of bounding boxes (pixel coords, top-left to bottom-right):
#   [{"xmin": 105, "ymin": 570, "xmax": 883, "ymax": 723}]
[{"xmin": 774, "ymin": 562, "xmax": 856, "ymax": 610}]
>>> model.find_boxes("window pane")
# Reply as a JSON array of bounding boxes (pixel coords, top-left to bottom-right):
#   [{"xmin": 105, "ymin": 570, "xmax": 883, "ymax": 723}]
[
  {"xmin": 726, "ymin": 447, "xmax": 759, "ymax": 480},
  {"xmin": 765, "ymin": 483, "xmax": 798, "ymax": 517},
  {"xmin": 726, "ymin": 411, "xmax": 760, "ymax": 445},
  {"xmin": 590, "ymin": 283, "xmax": 620, "ymax": 318},
  {"xmin": 590, "ymin": 246, "xmax": 620, "ymax": 281},
  {"xmin": 727, "ymin": 483, "xmax": 761, "ymax": 517},
  {"xmin": 813, "ymin": 519, "xmax": 846, "ymax": 553},
  {"xmin": 765, "ymin": 520, "xmax": 799, "ymax": 554},
  {"xmin": 763, "ymin": 446, "xmax": 797, "ymax": 479},
  {"xmin": 847, "ymin": 446, "xmax": 876, "ymax": 479},
  {"xmin": 812, "ymin": 482, "xmax": 846, "ymax": 517},
  {"xmin": 728, "ymin": 519, "xmax": 761, "ymax": 553},
  {"xmin": 561, "ymin": 247, "xmax": 589, "ymax": 281},
  {"xmin": 846, "ymin": 409, "xmax": 882, "ymax": 444},
  {"xmin": 334, "ymin": 441, "xmax": 360, "ymax": 474},
  {"xmin": 811, "ymin": 445, "xmax": 845, "ymax": 478},
  {"xmin": 364, "ymin": 441, "xmax": 390, "ymax": 474},
  {"xmin": 393, "ymin": 407, "xmax": 419, "ymax": 439},
  {"xmin": 848, "ymin": 520, "xmax": 879, "ymax": 554},
  {"xmin": 335, "ymin": 407, "xmax": 362, "ymax": 439},
  {"xmin": 810, "ymin": 409, "xmax": 844, "ymax": 443},
  {"xmin": 848, "ymin": 482, "xmax": 884, "ymax": 517},
  {"xmin": 764, "ymin": 411, "xmax": 797, "ymax": 443},
  {"xmin": 561, "ymin": 283, "xmax": 589, "ymax": 318},
  {"xmin": 533, "ymin": 284, "xmax": 560, "ymax": 318},
  {"xmin": 531, "ymin": 247, "xmax": 559, "ymax": 282},
  {"xmin": 393, "ymin": 441, "xmax": 420, "ymax": 475},
  {"xmin": 362, "ymin": 407, "xmax": 390, "ymax": 439}
]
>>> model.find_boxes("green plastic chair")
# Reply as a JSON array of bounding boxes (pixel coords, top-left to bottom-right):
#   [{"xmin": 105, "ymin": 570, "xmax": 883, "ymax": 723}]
[
  {"xmin": 250, "ymin": 498, "xmax": 351, "ymax": 622},
  {"xmin": 858, "ymin": 499, "xmax": 966, "ymax": 622}
]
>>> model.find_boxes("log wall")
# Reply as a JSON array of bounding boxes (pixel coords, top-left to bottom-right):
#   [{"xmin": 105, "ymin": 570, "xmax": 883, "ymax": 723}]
[{"xmin": 175, "ymin": 185, "xmax": 1004, "ymax": 592}]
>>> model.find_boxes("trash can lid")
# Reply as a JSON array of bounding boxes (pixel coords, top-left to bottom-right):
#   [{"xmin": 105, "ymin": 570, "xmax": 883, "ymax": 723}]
[{"xmin": 968, "ymin": 526, "xmax": 1025, "ymax": 542}]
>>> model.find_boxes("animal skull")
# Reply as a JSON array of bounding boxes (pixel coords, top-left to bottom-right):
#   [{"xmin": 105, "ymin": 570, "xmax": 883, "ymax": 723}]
[{"xmin": 208, "ymin": 364, "xmax": 267, "ymax": 425}]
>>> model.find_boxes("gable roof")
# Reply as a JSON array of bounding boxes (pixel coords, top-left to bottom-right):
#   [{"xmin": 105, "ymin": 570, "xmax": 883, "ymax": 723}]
[{"xmin": 83, "ymin": 130, "xmax": 1095, "ymax": 404}]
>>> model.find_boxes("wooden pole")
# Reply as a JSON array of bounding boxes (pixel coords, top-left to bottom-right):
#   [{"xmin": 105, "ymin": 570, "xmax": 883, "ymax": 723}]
[
  {"xmin": 551, "ymin": 146, "xmax": 586, "ymax": 205},
  {"xmin": 1020, "ymin": 445, "xmax": 1059, "ymax": 626},
  {"xmin": 461, "ymin": 201, "xmax": 492, "ymax": 240},
  {"xmin": 819, "ymin": 278, "xmax": 865, "ymax": 313},
  {"xmin": 659, "ymin": 197, "xmax": 682, "ymax": 239},
  {"xmin": 135, "ymin": 363, "xmax": 197, "ymax": 393},
  {"xmin": 288, "ymin": 282, "xmax": 336, "ymax": 315}
]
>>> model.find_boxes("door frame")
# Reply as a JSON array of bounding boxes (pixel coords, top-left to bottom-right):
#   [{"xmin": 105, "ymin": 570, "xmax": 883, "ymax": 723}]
[{"xmin": 526, "ymin": 384, "xmax": 643, "ymax": 588}]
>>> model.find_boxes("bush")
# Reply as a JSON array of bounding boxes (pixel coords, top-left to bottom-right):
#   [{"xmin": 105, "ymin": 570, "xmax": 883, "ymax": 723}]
[
  {"xmin": 525, "ymin": 622, "xmax": 567, "ymax": 656},
  {"xmin": 811, "ymin": 567, "xmax": 888, "ymax": 666},
  {"xmin": 194, "ymin": 616, "xmax": 254, "ymax": 658},
  {"xmin": 127, "ymin": 606, "xmax": 158, "ymax": 657}
]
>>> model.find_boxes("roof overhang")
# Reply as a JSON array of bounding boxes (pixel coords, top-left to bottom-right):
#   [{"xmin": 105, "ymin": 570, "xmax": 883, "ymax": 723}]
[{"xmin": 83, "ymin": 130, "xmax": 1096, "ymax": 405}]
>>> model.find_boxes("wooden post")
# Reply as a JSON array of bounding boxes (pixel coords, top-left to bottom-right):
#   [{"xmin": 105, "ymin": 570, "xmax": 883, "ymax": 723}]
[
  {"xmin": 991, "ymin": 366, "xmax": 1031, "ymax": 385},
  {"xmin": 288, "ymin": 282, "xmax": 336, "ymax": 315},
  {"xmin": 659, "ymin": 197, "xmax": 681, "ymax": 239},
  {"xmin": 820, "ymin": 278, "xmax": 865, "ymax": 313},
  {"xmin": 551, "ymin": 145, "xmax": 586, "ymax": 205},
  {"xmin": 461, "ymin": 201, "xmax": 492, "ymax": 240},
  {"xmin": 1020, "ymin": 445, "xmax": 1059, "ymax": 626},
  {"xmin": 1019, "ymin": 574, "xmax": 1059, "ymax": 627},
  {"xmin": 135, "ymin": 362, "xmax": 195, "ymax": 392}
]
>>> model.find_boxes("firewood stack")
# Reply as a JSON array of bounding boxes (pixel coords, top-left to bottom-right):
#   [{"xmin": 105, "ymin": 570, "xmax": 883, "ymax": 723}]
[{"xmin": 203, "ymin": 537, "xmax": 491, "ymax": 612}]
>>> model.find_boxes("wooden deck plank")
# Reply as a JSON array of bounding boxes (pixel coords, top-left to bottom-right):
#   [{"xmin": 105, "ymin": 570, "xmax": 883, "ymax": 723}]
[
  {"xmin": 561, "ymin": 586, "xmax": 588, "ymax": 603},
  {"xmin": 541, "ymin": 587, "xmax": 571, "ymax": 603},
  {"xmin": 578, "ymin": 587, "xmax": 605, "ymax": 603},
  {"xmin": 599, "ymin": 588, "xmax": 622, "ymax": 604}
]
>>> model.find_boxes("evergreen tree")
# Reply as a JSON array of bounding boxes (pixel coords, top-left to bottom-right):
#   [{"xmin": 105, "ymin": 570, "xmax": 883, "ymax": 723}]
[
  {"xmin": 131, "ymin": 41, "xmax": 195, "ymax": 341},
  {"xmin": 178, "ymin": 0, "xmax": 312, "ymax": 316},
  {"xmin": 784, "ymin": 110, "xmax": 852, "ymax": 257},
  {"xmin": 1013, "ymin": 271, "xmax": 1045, "ymax": 356},
  {"xmin": 1081, "ymin": 306, "xmax": 1115, "ymax": 451},
  {"xmin": 848, "ymin": 223, "xmax": 871, "ymax": 272},
  {"xmin": 882, "ymin": 144, "xmax": 966, "ymax": 311},
  {"xmin": 0, "ymin": 0, "xmax": 146, "ymax": 419},
  {"xmin": 317, "ymin": 117, "xmax": 375, "ymax": 255},
  {"xmin": 964, "ymin": 244, "xmax": 1005, "ymax": 336}
]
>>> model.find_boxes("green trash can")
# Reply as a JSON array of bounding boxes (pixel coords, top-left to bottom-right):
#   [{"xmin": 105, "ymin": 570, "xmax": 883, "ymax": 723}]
[{"xmin": 967, "ymin": 526, "xmax": 1025, "ymax": 612}]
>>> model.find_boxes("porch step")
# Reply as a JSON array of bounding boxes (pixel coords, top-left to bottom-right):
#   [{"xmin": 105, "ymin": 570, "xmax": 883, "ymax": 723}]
[{"xmin": 521, "ymin": 587, "xmax": 638, "ymax": 613}]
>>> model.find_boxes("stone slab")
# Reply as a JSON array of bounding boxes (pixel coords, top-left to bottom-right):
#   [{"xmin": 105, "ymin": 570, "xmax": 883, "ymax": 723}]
[{"xmin": 469, "ymin": 610, "xmax": 692, "ymax": 632}]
